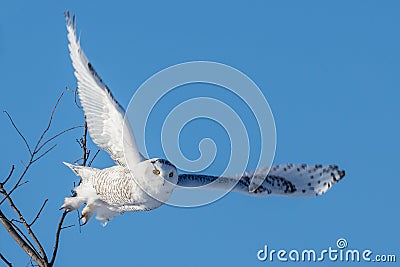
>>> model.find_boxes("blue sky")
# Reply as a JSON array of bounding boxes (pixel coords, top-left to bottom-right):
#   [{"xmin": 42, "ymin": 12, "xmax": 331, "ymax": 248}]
[{"xmin": 1, "ymin": 1, "xmax": 399, "ymax": 266}]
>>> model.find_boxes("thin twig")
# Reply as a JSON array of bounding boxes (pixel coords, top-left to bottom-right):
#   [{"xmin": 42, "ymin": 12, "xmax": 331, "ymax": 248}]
[
  {"xmin": 0, "ymin": 163, "xmax": 31, "ymax": 205},
  {"xmin": 36, "ymin": 126, "xmax": 83, "ymax": 153},
  {"xmin": 17, "ymin": 181, "xmax": 29, "ymax": 188},
  {"xmin": 66, "ymin": 86, "xmax": 82, "ymax": 109},
  {"xmin": 1, "ymin": 182, "xmax": 29, "ymax": 206},
  {"xmin": 1, "ymin": 165, "xmax": 15, "ymax": 187},
  {"xmin": 82, "ymin": 120, "xmax": 89, "ymax": 166},
  {"xmin": 1, "ymin": 99, "xmax": 80, "ymax": 205},
  {"xmin": 0, "ymin": 252, "xmax": 12, "ymax": 267},
  {"xmin": 31, "ymin": 144, "xmax": 57, "ymax": 164},
  {"xmin": 49, "ymin": 211, "xmax": 68, "ymax": 266},
  {"xmin": 32, "ymin": 93, "xmax": 64, "ymax": 155},
  {"xmin": 73, "ymin": 157, "xmax": 85, "ymax": 165},
  {"xmin": 88, "ymin": 150, "xmax": 100, "ymax": 167},
  {"xmin": 76, "ymin": 210, "xmax": 82, "ymax": 234},
  {"xmin": 29, "ymin": 199, "xmax": 48, "ymax": 227},
  {"xmin": 60, "ymin": 224, "xmax": 74, "ymax": 230},
  {"xmin": 3, "ymin": 111, "xmax": 32, "ymax": 156}
]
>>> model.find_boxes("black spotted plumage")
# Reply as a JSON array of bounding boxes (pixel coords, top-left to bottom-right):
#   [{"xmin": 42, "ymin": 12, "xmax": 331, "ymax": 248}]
[{"xmin": 177, "ymin": 164, "xmax": 345, "ymax": 197}]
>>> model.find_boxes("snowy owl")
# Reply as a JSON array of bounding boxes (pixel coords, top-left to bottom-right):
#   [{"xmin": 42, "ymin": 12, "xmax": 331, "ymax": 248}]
[{"xmin": 61, "ymin": 13, "xmax": 345, "ymax": 225}]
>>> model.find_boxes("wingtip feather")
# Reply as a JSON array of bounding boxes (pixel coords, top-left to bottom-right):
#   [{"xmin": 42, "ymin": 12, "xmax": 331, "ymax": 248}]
[{"xmin": 64, "ymin": 11, "xmax": 75, "ymax": 29}]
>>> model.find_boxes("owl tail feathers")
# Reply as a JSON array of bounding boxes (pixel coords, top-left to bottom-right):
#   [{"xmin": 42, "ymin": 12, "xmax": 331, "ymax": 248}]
[{"xmin": 63, "ymin": 162, "xmax": 98, "ymax": 183}]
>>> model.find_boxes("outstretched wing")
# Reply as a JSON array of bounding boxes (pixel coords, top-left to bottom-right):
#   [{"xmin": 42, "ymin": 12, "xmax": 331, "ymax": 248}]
[
  {"xmin": 65, "ymin": 12, "xmax": 144, "ymax": 166},
  {"xmin": 178, "ymin": 164, "xmax": 345, "ymax": 197}
]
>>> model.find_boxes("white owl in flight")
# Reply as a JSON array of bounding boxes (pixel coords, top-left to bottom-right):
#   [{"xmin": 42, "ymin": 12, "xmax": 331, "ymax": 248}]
[{"xmin": 61, "ymin": 13, "xmax": 345, "ymax": 225}]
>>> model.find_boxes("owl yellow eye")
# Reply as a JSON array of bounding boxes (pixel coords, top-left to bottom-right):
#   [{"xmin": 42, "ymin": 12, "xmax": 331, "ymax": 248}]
[
  {"xmin": 153, "ymin": 169, "xmax": 160, "ymax": 175},
  {"xmin": 169, "ymin": 172, "xmax": 174, "ymax": 177}
]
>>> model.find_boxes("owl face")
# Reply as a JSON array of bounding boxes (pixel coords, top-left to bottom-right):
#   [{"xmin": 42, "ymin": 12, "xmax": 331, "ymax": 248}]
[{"xmin": 149, "ymin": 158, "xmax": 179, "ymax": 185}]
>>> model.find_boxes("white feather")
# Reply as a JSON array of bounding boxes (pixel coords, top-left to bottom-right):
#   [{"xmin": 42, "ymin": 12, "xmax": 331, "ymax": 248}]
[{"xmin": 65, "ymin": 12, "xmax": 143, "ymax": 167}]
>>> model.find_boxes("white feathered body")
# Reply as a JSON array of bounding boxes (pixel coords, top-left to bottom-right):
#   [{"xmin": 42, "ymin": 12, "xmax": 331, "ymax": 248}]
[{"xmin": 62, "ymin": 160, "xmax": 178, "ymax": 225}]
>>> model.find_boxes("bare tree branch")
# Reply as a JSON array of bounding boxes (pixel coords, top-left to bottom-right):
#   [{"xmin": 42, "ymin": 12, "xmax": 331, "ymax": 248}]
[
  {"xmin": 0, "ymin": 93, "xmax": 79, "ymax": 205},
  {"xmin": 60, "ymin": 224, "xmax": 74, "ymax": 230},
  {"xmin": 0, "ymin": 252, "xmax": 12, "ymax": 267},
  {"xmin": 29, "ymin": 199, "xmax": 48, "ymax": 227},
  {"xmin": 3, "ymin": 111, "xmax": 32, "ymax": 156},
  {"xmin": 1, "ymin": 165, "xmax": 15, "ymax": 187},
  {"xmin": 65, "ymin": 87, "xmax": 82, "ymax": 109},
  {"xmin": 0, "ymin": 90, "xmax": 94, "ymax": 266},
  {"xmin": 49, "ymin": 211, "xmax": 68, "ymax": 266},
  {"xmin": 36, "ymin": 126, "xmax": 83, "ymax": 153},
  {"xmin": 31, "ymin": 144, "xmax": 57, "ymax": 164},
  {"xmin": 32, "ymin": 93, "xmax": 64, "ymax": 155},
  {"xmin": 0, "ymin": 163, "xmax": 31, "ymax": 205},
  {"xmin": 88, "ymin": 149, "xmax": 100, "ymax": 167},
  {"xmin": 81, "ymin": 120, "xmax": 89, "ymax": 166},
  {"xmin": 0, "ymin": 210, "xmax": 45, "ymax": 267},
  {"xmin": 0, "ymin": 187, "xmax": 48, "ymax": 261},
  {"xmin": 9, "ymin": 219, "xmax": 39, "ymax": 256}
]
